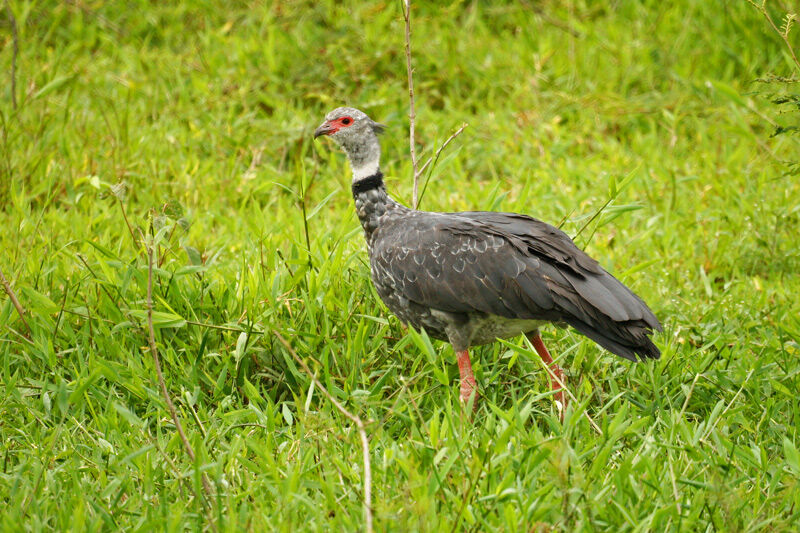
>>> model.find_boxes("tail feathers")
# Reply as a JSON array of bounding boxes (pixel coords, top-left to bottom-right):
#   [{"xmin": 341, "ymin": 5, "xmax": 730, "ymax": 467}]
[{"xmin": 567, "ymin": 318, "xmax": 660, "ymax": 361}]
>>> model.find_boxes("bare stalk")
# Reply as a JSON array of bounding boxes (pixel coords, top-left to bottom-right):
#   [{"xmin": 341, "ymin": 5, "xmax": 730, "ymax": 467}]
[
  {"xmin": 273, "ymin": 331, "xmax": 373, "ymax": 533},
  {"xmin": 748, "ymin": 0, "xmax": 800, "ymax": 71},
  {"xmin": 402, "ymin": 0, "xmax": 419, "ymax": 209},
  {"xmin": 144, "ymin": 244, "xmax": 215, "ymax": 503},
  {"xmin": 117, "ymin": 197, "xmax": 141, "ymax": 253},
  {"xmin": 416, "ymin": 123, "xmax": 469, "ymax": 207},
  {"xmin": 0, "ymin": 266, "xmax": 31, "ymax": 338},
  {"xmin": 417, "ymin": 123, "xmax": 468, "ymax": 178},
  {"xmin": 5, "ymin": 0, "xmax": 18, "ymax": 110},
  {"xmin": 402, "ymin": 2, "xmax": 468, "ymax": 210}
]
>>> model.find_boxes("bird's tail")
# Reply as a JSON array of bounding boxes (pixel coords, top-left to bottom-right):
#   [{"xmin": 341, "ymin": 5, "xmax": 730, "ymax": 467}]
[{"xmin": 567, "ymin": 318, "xmax": 660, "ymax": 361}]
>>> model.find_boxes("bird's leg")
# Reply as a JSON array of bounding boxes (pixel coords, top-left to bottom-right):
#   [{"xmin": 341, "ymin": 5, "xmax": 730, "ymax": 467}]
[
  {"xmin": 528, "ymin": 332, "xmax": 566, "ymax": 412},
  {"xmin": 456, "ymin": 349, "xmax": 478, "ymax": 408}
]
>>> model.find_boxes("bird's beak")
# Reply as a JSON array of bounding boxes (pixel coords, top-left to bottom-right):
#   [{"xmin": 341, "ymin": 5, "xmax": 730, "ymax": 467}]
[{"xmin": 314, "ymin": 121, "xmax": 335, "ymax": 139}]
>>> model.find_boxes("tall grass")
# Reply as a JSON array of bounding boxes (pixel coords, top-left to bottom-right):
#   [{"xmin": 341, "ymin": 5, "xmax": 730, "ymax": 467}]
[{"xmin": 1, "ymin": 1, "xmax": 799, "ymax": 530}]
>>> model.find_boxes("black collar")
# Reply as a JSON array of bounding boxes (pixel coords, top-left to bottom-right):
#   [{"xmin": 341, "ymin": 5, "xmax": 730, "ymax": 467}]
[{"xmin": 351, "ymin": 172, "xmax": 384, "ymax": 195}]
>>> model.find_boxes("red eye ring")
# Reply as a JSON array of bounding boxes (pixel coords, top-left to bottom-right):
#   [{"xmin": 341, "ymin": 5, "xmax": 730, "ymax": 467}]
[{"xmin": 340, "ymin": 117, "xmax": 353, "ymax": 126}]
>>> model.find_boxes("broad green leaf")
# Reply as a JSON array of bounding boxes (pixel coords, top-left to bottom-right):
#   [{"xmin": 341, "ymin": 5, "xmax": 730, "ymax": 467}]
[
  {"xmin": 127, "ymin": 310, "xmax": 186, "ymax": 328},
  {"xmin": 20, "ymin": 286, "xmax": 59, "ymax": 314}
]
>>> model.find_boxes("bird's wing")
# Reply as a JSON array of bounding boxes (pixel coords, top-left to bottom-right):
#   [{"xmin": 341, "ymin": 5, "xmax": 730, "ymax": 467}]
[
  {"xmin": 371, "ymin": 213, "xmax": 559, "ymax": 319},
  {"xmin": 371, "ymin": 211, "xmax": 661, "ymax": 360},
  {"xmin": 454, "ymin": 211, "xmax": 661, "ymax": 328}
]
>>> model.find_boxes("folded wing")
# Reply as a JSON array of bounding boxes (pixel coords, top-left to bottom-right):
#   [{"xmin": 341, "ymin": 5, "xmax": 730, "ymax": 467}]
[{"xmin": 370, "ymin": 211, "xmax": 661, "ymax": 361}]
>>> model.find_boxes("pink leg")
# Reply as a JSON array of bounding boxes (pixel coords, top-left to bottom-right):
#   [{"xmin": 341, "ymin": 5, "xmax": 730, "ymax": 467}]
[
  {"xmin": 529, "ymin": 332, "xmax": 566, "ymax": 411},
  {"xmin": 456, "ymin": 349, "xmax": 478, "ymax": 408}
]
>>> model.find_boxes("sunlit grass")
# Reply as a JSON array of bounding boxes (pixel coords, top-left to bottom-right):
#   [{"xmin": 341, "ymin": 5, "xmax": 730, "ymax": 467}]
[{"xmin": 1, "ymin": 1, "xmax": 799, "ymax": 530}]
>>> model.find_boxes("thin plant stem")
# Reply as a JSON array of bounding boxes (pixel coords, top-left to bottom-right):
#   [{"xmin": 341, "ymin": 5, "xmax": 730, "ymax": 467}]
[
  {"xmin": 118, "ymin": 197, "xmax": 141, "ymax": 253},
  {"xmin": 748, "ymin": 1, "xmax": 800, "ymax": 71},
  {"xmin": 0, "ymin": 266, "xmax": 31, "ymax": 338},
  {"xmin": 273, "ymin": 331, "xmax": 373, "ymax": 533},
  {"xmin": 145, "ymin": 242, "xmax": 216, "ymax": 507},
  {"xmin": 402, "ymin": 0, "xmax": 419, "ymax": 209},
  {"xmin": 416, "ymin": 123, "xmax": 468, "ymax": 208}
]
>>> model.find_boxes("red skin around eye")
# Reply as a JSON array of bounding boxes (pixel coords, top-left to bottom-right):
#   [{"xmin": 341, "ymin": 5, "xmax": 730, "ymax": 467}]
[{"xmin": 326, "ymin": 116, "xmax": 354, "ymax": 135}]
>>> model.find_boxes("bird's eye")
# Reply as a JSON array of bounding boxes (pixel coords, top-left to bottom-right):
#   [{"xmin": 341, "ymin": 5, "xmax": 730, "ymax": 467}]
[{"xmin": 341, "ymin": 117, "xmax": 352, "ymax": 125}]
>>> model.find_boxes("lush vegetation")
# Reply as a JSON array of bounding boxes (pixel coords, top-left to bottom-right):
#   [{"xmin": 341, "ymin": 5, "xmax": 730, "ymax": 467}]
[{"xmin": 2, "ymin": 1, "xmax": 799, "ymax": 530}]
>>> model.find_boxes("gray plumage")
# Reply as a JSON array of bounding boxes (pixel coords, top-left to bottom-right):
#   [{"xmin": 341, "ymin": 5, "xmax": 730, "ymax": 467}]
[{"xmin": 315, "ymin": 107, "xmax": 661, "ymax": 363}]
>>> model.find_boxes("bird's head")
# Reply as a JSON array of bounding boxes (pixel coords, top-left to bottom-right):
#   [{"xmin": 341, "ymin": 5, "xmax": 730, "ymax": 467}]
[
  {"xmin": 314, "ymin": 107, "xmax": 385, "ymax": 144},
  {"xmin": 314, "ymin": 107, "xmax": 386, "ymax": 180}
]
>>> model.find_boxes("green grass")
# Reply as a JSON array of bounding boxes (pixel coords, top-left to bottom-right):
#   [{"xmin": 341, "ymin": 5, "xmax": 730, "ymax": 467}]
[{"xmin": 2, "ymin": 0, "xmax": 800, "ymax": 530}]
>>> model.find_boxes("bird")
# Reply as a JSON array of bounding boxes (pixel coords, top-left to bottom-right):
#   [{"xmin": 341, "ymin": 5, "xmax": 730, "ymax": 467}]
[{"xmin": 313, "ymin": 106, "xmax": 661, "ymax": 411}]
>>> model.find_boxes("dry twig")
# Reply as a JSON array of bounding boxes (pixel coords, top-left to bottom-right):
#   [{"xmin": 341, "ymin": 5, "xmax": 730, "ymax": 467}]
[
  {"xmin": 416, "ymin": 123, "xmax": 469, "ymax": 206},
  {"xmin": 273, "ymin": 331, "xmax": 373, "ymax": 533},
  {"xmin": 402, "ymin": 1, "xmax": 468, "ymax": 210},
  {"xmin": 0, "ymin": 266, "xmax": 31, "ymax": 338},
  {"xmin": 417, "ymin": 123, "xmax": 468, "ymax": 178},
  {"xmin": 118, "ymin": 197, "xmax": 141, "ymax": 253},
  {"xmin": 402, "ymin": 0, "xmax": 419, "ymax": 208},
  {"xmin": 144, "ymin": 242, "xmax": 216, "ymax": 505},
  {"xmin": 748, "ymin": 0, "xmax": 800, "ymax": 71}
]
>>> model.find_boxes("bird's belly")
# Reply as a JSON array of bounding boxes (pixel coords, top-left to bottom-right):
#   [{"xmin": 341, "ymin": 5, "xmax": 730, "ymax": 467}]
[
  {"xmin": 467, "ymin": 316, "xmax": 547, "ymax": 346},
  {"xmin": 369, "ymin": 262, "xmax": 545, "ymax": 345}
]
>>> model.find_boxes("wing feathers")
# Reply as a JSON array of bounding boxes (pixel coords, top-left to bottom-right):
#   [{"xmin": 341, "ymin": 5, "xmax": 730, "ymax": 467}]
[{"xmin": 371, "ymin": 210, "xmax": 661, "ymax": 360}]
